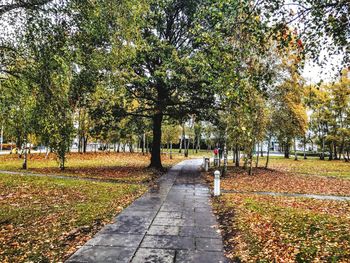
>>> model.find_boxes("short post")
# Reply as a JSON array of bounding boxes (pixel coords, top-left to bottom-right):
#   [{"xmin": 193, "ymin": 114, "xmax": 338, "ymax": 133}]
[
  {"xmin": 214, "ymin": 170, "xmax": 221, "ymax": 196},
  {"xmin": 214, "ymin": 156, "xmax": 219, "ymax": 167},
  {"xmin": 203, "ymin": 157, "xmax": 206, "ymax": 168},
  {"xmin": 204, "ymin": 158, "xmax": 209, "ymax": 171}
]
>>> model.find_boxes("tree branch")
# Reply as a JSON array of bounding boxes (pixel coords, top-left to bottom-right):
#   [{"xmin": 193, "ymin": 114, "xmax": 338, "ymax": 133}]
[{"xmin": 0, "ymin": 0, "xmax": 52, "ymax": 16}]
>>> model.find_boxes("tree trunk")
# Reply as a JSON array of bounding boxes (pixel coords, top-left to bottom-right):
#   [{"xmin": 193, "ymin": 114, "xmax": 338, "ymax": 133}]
[
  {"xmin": 256, "ymin": 142, "xmax": 259, "ymax": 168},
  {"xmin": 265, "ymin": 136, "xmax": 271, "ymax": 168},
  {"xmin": 334, "ymin": 142, "xmax": 338, "ymax": 160},
  {"xmin": 0, "ymin": 124, "xmax": 3, "ymax": 152},
  {"xmin": 321, "ymin": 137, "xmax": 325, "ymax": 160},
  {"xmin": 328, "ymin": 143, "xmax": 333, "ymax": 160},
  {"xmin": 179, "ymin": 137, "xmax": 183, "ymax": 153},
  {"xmin": 22, "ymin": 146, "xmax": 28, "ymax": 170},
  {"xmin": 294, "ymin": 138, "xmax": 298, "ymax": 161},
  {"xmin": 179, "ymin": 124, "xmax": 184, "ymax": 153},
  {"xmin": 185, "ymin": 138, "xmax": 190, "ymax": 157},
  {"xmin": 303, "ymin": 136, "xmax": 307, "ymax": 159},
  {"xmin": 83, "ymin": 136, "xmax": 88, "ymax": 153},
  {"xmin": 170, "ymin": 141, "xmax": 173, "ymax": 159},
  {"xmin": 150, "ymin": 113, "xmax": 163, "ymax": 169},
  {"xmin": 59, "ymin": 157, "xmax": 65, "ymax": 171},
  {"xmin": 232, "ymin": 147, "xmax": 235, "ymax": 164},
  {"xmin": 197, "ymin": 135, "xmax": 200, "ymax": 153},
  {"xmin": 192, "ymin": 137, "xmax": 195, "ymax": 153},
  {"xmin": 142, "ymin": 133, "xmax": 146, "ymax": 155},
  {"xmin": 45, "ymin": 147, "xmax": 49, "ymax": 159},
  {"xmin": 235, "ymin": 147, "xmax": 240, "ymax": 167},
  {"xmin": 284, "ymin": 141, "xmax": 290, "ymax": 159},
  {"xmin": 248, "ymin": 151, "xmax": 253, "ymax": 175},
  {"xmin": 339, "ymin": 139, "xmax": 345, "ymax": 161},
  {"xmin": 146, "ymin": 136, "xmax": 149, "ymax": 153}
]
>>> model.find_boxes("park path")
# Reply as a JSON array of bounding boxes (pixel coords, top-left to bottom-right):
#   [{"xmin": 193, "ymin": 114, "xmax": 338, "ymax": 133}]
[{"xmin": 66, "ymin": 159, "xmax": 227, "ymax": 263}]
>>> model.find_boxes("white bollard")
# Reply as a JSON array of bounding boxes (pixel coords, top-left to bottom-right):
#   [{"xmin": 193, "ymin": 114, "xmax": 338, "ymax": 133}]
[
  {"xmin": 205, "ymin": 158, "xmax": 209, "ymax": 171},
  {"xmin": 214, "ymin": 170, "xmax": 221, "ymax": 196}
]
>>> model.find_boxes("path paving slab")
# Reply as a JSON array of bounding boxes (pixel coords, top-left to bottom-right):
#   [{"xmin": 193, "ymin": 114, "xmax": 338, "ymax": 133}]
[{"xmin": 66, "ymin": 159, "xmax": 228, "ymax": 263}]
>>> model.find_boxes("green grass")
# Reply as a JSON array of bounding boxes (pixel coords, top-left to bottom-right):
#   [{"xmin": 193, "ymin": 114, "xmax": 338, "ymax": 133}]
[
  {"xmin": 215, "ymin": 194, "xmax": 350, "ymax": 262},
  {"xmin": 0, "ymin": 152, "xmax": 186, "ymax": 183},
  {"xmin": 0, "ymin": 173, "xmax": 146, "ymax": 262},
  {"xmin": 262, "ymin": 156, "xmax": 350, "ymax": 179},
  {"xmin": 0, "ymin": 152, "xmax": 149, "ymax": 170}
]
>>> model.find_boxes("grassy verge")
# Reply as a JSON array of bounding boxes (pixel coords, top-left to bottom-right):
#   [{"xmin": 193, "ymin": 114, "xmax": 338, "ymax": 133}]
[
  {"xmin": 0, "ymin": 173, "xmax": 146, "ymax": 262},
  {"xmin": 206, "ymin": 166, "xmax": 350, "ymax": 196},
  {"xmin": 207, "ymin": 158, "xmax": 350, "ymax": 262},
  {"xmin": 260, "ymin": 156, "xmax": 350, "ymax": 179},
  {"xmin": 214, "ymin": 194, "xmax": 350, "ymax": 262},
  {"xmin": 0, "ymin": 152, "xmax": 186, "ymax": 183}
]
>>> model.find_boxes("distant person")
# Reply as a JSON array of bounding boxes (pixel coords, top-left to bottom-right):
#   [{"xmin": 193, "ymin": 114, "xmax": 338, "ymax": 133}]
[{"xmin": 213, "ymin": 148, "xmax": 218, "ymax": 157}]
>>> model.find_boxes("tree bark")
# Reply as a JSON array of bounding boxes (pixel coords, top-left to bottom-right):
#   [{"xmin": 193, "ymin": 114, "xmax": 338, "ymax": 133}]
[
  {"xmin": 256, "ymin": 142, "xmax": 259, "ymax": 168},
  {"xmin": 328, "ymin": 143, "xmax": 333, "ymax": 160},
  {"xmin": 248, "ymin": 151, "xmax": 253, "ymax": 175},
  {"xmin": 170, "ymin": 141, "xmax": 173, "ymax": 159},
  {"xmin": 150, "ymin": 113, "xmax": 163, "ymax": 169},
  {"xmin": 142, "ymin": 133, "xmax": 146, "ymax": 155},
  {"xmin": 265, "ymin": 136, "xmax": 271, "ymax": 168},
  {"xmin": 340, "ymin": 139, "xmax": 345, "ymax": 161},
  {"xmin": 185, "ymin": 138, "xmax": 190, "ymax": 157},
  {"xmin": 197, "ymin": 135, "xmax": 200, "ymax": 153},
  {"xmin": 294, "ymin": 138, "xmax": 298, "ymax": 161},
  {"xmin": 22, "ymin": 146, "xmax": 28, "ymax": 170},
  {"xmin": 179, "ymin": 137, "xmax": 183, "ymax": 153},
  {"xmin": 321, "ymin": 137, "xmax": 325, "ymax": 160},
  {"xmin": 179, "ymin": 123, "xmax": 184, "ymax": 153},
  {"xmin": 284, "ymin": 141, "xmax": 290, "ymax": 159},
  {"xmin": 83, "ymin": 136, "xmax": 88, "ymax": 153},
  {"xmin": 232, "ymin": 147, "xmax": 235, "ymax": 164},
  {"xmin": 235, "ymin": 147, "xmax": 240, "ymax": 167},
  {"xmin": 334, "ymin": 142, "xmax": 338, "ymax": 160}
]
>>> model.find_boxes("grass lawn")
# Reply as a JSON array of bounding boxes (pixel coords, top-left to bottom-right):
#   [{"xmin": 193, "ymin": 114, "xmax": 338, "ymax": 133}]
[
  {"xmin": 207, "ymin": 166, "xmax": 350, "ymax": 196},
  {"xmin": 207, "ymin": 157, "xmax": 350, "ymax": 262},
  {"xmin": 264, "ymin": 156, "xmax": 350, "ymax": 179},
  {"xmin": 0, "ymin": 173, "xmax": 146, "ymax": 262},
  {"xmin": 0, "ymin": 152, "xmax": 186, "ymax": 183},
  {"xmin": 214, "ymin": 194, "xmax": 350, "ymax": 262}
]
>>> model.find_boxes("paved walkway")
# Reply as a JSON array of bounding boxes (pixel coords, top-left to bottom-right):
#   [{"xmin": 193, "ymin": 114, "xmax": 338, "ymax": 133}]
[{"xmin": 66, "ymin": 159, "xmax": 227, "ymax": 263}]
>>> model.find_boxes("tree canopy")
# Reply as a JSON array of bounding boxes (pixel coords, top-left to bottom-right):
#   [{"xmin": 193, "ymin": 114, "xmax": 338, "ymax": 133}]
[{"xmin": 0, "ymin": 0, "xmax": 348, "ymax": 170}]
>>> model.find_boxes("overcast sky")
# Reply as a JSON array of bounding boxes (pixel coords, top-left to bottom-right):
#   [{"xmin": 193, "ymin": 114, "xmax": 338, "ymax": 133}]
[{"xmin": 302, "ymin": 52, "xmax": 344, "ymax": 84}]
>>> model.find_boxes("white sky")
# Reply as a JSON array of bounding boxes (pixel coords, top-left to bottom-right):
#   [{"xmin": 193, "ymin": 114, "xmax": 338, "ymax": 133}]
[{"xmin": 302, "ymin": 53, "xmax": 344, "ymax": 84}]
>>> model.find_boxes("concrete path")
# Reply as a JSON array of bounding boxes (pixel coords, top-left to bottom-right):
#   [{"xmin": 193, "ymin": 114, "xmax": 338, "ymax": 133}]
[{"xmin": 66, "ymin": 159, "xmax": 227, "ymax": 263}]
